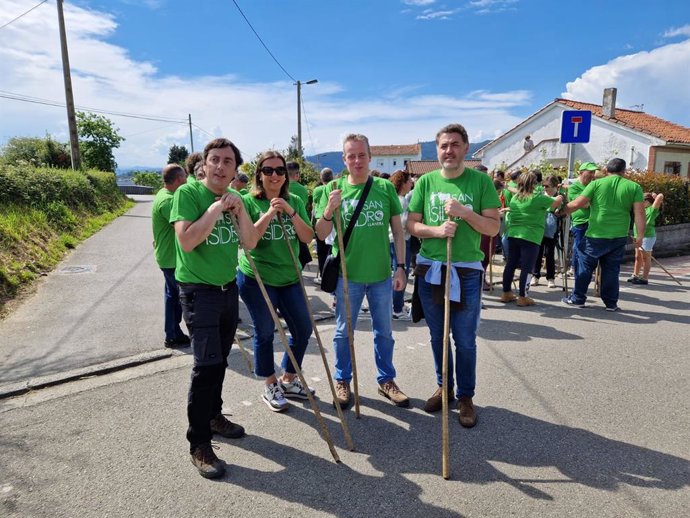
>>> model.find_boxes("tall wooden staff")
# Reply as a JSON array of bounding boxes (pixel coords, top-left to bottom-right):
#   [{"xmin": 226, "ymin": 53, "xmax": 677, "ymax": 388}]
[
  {"xmin": 441, "ymin": 234, "xmax": 452, "ymax": 480},
  {"xmin": 278, "ymin": 218, "xmax": 355, "ymax": 450},
  {"xmin": 645, "ymin": 249, "xmax": 682, "ymax": 286},
  {"xmin": 562, "ymin": 216, "xmax": 571, "ymax": 292},
  {"xmin": 229, "ymin": 213, "xmax": 340, "ymax": 462},
  {"xmin": 488, "ymin": 235, "xmax": 494, "ymax": 292},
  {"xmin": 334, "ymin": 207, "xmax": 360, "ymax": 418}
]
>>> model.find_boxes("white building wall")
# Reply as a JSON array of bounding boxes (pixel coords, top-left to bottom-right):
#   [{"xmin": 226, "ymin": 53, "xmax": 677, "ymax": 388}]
[{"xmin": 369, "ymin": 154, "xmax": 420, "ymax": 174}]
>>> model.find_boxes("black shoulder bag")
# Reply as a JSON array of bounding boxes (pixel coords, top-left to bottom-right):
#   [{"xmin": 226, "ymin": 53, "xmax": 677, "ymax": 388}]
[{"xmin": 320, "ymin": 177, "xmax": 373, "ymax": 293}]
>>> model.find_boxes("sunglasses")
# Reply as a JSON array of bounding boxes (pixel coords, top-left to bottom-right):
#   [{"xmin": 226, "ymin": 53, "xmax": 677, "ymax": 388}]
[{"xmin": 260, "ymin": 166, "xmax": 287, "ymax": 176}]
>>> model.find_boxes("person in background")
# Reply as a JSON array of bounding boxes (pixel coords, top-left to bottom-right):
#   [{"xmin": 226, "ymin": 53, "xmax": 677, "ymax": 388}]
[
  {"xmin": 480, "ymin": 179, "xmax": 504, "ymax": 290},
  {"xmin": 500, "ymin": 170, "xmax": 521, "ymax": 262},
  {"xmin": 523, "ymin": 135, "xmax": 535, "ymax": 153},
  {"xmin": 531, "ymin": 174, "xmax": 563, "ymax": 288},
  {"xmin": 389, "ymin": 170, "xmax": 414, "ymax": 320},
  {"xmin": 152, "ymin": 164, "xmax": 189, "ymax": 348},
  {"xmin": 567, "ymin": 162, "xmax": 597, "ymax": 277},
  {"xmin": 629, "ymin": 192, "xmax": 664, "ymax": 285},
  {"xmin": 185, "ymin": 152, "xmax": 203, "ymax": 180},
  {"xmin": 312, "ymin": 167, "xmax": 334, "ymax": 284},
  {"xmin": 230, "ymin": 173, "xmax": 249, "ymax": 195},
  {"xmin": 286, "ymin": 161, "xmax": 312, "ymax": 268}
]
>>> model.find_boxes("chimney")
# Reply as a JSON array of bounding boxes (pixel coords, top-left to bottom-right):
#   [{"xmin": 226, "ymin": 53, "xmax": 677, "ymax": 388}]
[{"xmin": 602, "ymin": 88, "xmax": 617, "ymax": 118}]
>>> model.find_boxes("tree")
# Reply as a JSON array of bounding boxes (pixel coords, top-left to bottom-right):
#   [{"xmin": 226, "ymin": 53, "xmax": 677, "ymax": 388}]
[
  {"xmin": 0, "ymin": 135, "xmax": 71, "ymax": 168},
  {"xmin": 285, "ymin": 135, "xmax": 303, "ymax": 161},
  {"xmin": 76, "ymin": 111, "xmax": 124, "ymax": 172},
  {"xmin": 168, "ymin": 144, "xmax": 189, "ymax": 165}
]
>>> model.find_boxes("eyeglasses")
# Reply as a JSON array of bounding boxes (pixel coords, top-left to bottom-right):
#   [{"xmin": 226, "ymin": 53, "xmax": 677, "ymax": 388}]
[{"xmin": 260, "ymin": 166, "xmax": 287, "ymax": 176}]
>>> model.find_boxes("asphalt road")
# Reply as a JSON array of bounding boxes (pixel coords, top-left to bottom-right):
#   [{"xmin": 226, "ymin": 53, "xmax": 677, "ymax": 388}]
[{"xmin": 1, "ymin": 196, "xmax": 689, "ymax": 517}]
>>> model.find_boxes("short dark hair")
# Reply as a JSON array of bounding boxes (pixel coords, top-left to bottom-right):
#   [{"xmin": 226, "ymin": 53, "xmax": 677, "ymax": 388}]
[
  {"xmin": 236, "ymin": 173, "xmax": 249, "ymax": 183},
  {"xmin": 162, "ymin": 163, "xmax": 186, "ymax": 184},
  {"xmin": 435, "ymin": 123, "xmax": 468, "ymax": 145},
  {"xmin": 530, "ymin": 169, "xmax": 543, "ymax": 183},
  {"xmin": 185, "ymin": 152, "xmax": 202, "ymax": 176},
  {"xmin": 606, "ymin": 158, "xmax": 626, "ymax": 174},
  {"xmin": 320, "ymin": 168, "xmax": 333, "ymax": 184},
  {"xmin": 202, "ymin": 138, "xmax": 243, "ymax": 166},
  {"xmin": 286, "ymin": 161, "xmax": 300, "ymax": 177},
  {"xmin": 509, "ymin": 170, "xmax": 521, "ymax": 181}
]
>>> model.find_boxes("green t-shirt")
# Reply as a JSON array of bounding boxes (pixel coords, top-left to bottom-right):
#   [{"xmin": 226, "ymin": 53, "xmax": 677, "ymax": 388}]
[
  {"xmin": 238, "ymin": 194, "xmax": 311, "ymax": 287},
  {"xmin": 506, "ymin": 193, "xmax": 554, "ymax": 245},
  {"xmin": 581, "ymin": 175, "xmax": 643, "ymax": 239},
  {"xmin": 408, "ymin": 168, "xmax": 501, "ymax": 262},
  {"xmin": 312, "ymin": 185, "xmax": 326, "ymax": 219},
  {"xmin": 169, "ymin": 181, "xmax": 242, "ymax": 286},
  {"xmin": 151, "ymin": 187, "xmax": 177, "ymax": 269},
  {"xmin": 568, "ymin": 180, "xmax": 590, "ymax": 226},
  {"xmin": 634, "ymin": 206, "xmax": 660, "ymax": 238},
  {"xmin": 288, "ymin": 181, "xmax": 309, "ymax": 207},
  {"xmin": 318, "ymin": 176, "xmax": 402, "ymax": 283}
]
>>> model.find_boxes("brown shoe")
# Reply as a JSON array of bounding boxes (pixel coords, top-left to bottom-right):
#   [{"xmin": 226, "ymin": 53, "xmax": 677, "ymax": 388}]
[
  {"xmin": 457, "ymin": 396, "xmax": 477, "ymax": 428},
  {"xmin": 210, "ymin": 414, "xmax": 245, "ymax": 439},
  {"xmin": 423, "ymin": 386, "xmax": 455, "ymax": 413},
  {"xmin": 333, "ymin": 380, "xmax": 351, "ymax": 408},
  {"xmin": 190, "ymin": 442, "xmax": 225, "ymax": 479},
  {"xmin": 500, "ymin": 291, "xmax": 517, "ymax": 303},
  {"xmin": 516, "ymin": 296, "xmax": 536, "ymax": 307},
  {"xmin": 378, "ymin": 380, "xmax": 410, "ymax": 407}
]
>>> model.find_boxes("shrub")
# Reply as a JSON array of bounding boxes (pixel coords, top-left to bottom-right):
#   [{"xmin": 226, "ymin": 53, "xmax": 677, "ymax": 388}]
[
  {"xmin": 628, "ymin": 171, "xmax": 690, "ymax": 226},
  {"xmin": 133, "ymin": 171, "xmax": 163, "ymax": 192}
]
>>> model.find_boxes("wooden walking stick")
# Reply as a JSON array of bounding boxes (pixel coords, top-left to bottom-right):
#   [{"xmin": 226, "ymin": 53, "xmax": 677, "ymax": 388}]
[
  {"xmin": 441, "ymin": 235, "xmax": 452, "ymax": 480},
  {"xmin": 334, "ymin": 207, "xmax": 360, "ymax": 419},
  {"xmin": 644, "ymin": 248, "xmax": 683, "ymax": 286},
  {"xmin": 278, "ymin": 218, "xmax": 355, "ymax": 451},
  {"xmin": 234, "ymin": 336, "xmax": 253, "ymax": 374},
  {"xmin": 488, "ymin": 235, "xmax": 494, "ymax": 292},
  {"xmin": 594, "ymin": 264, "xmax": 601, "ymax": 297},
  {"xmin": 229, "ymin": 213, "xmax": 341, "ymax": 463},
  {"xmin": 562, "ymin": 217, "xmax": 570, "ymax": 293}
]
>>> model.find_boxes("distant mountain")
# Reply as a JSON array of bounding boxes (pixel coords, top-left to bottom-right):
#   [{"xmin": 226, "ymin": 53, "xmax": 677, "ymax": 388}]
[
  {"xmin": 305, "ymin": 139, "xmax": 492, "ymax": 170},
  {"xmin": 116, "ymin": 165, "xmax": 159, "ymax": 176}
]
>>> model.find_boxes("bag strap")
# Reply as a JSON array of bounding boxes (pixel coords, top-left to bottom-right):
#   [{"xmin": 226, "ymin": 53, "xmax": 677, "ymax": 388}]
[{"xmin": 341, "ymin": 176, "xmax": 373, "ymax": 251}]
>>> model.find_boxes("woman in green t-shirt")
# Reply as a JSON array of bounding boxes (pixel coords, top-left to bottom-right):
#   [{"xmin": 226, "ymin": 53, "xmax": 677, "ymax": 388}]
[
  {"xmin": 532, "ymin": 174, "xmax": 565, "ymax": 288},
  {"xmin": 500, "ymin": 171, "xmax": 563, "ymax": 306},
  {"xmin": 237, "ymin": 151, "xmax": 316, "ymax": 413},
  {"xmin": 630, "ymin": 192, "xmax": 664, "ymax": 285}
]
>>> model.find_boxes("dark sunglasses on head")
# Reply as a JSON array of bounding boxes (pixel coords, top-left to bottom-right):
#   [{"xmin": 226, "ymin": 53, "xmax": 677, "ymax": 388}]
[{"xmin": 260, "ymin": 166, "xmax": 287, "ymax": 176}]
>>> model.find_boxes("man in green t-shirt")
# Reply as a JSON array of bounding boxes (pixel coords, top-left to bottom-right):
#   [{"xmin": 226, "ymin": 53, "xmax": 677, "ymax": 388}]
[
  {"xmin": 151, "ymin": 163, "xmax": 189, "ymax": 348},
  {"xmin": 567, "ymin": 161, "xmax": 597, "ymax": 276},
  {"xmin": 563, "ymin": 158, "xmax": 645, "ymax": 311},
  {"xmin": 170, "ymin": 138, "xmax": 259, "ymax": 479},
  {"xmin": 315, "ymin": 134, "xmax": 408, "ymax": 409},
  {"xmin": 407, "ymin": 123, "xmax": 500, "ymax": 428}
]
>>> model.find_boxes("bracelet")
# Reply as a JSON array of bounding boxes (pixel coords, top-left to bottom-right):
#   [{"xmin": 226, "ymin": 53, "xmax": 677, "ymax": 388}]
[
  {"xmin": 289, "ymin": 210, "xmax": 297, "ymax": 218},
  {"xmin": 396, "ymin": 263, "xmax": 405, "ymax": 269},
  {"xmin": 322, "ymin": 214, "xmax": 333, "ymax": 222}
]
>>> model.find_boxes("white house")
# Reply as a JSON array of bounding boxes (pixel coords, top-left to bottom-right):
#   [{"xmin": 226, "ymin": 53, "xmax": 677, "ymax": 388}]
[
  {"xmin": 473, "ymin": 89, "xmax": 690, "ymax": 178},
  {"xmin": 369, "ymin": 144, "xmax": 422, "ymax": 174}
]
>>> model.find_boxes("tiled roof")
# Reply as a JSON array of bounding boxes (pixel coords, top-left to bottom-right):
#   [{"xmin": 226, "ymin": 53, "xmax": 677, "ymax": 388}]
[
  {"xmin": 556, "ymin": 99, "xmax": 690, "ymax": 144},
  {"xmin": 406, "ymin": 159, "xmax": 482, "ymax": 175},
  {"xmin": 370, "ymin": 143, "xmax": 421, "ymax": 156}
]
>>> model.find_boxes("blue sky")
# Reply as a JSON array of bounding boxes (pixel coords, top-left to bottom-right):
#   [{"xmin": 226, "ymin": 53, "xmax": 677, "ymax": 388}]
[{"xmin": 1, "ymin": 0, "xmax": 689, "ymax": 167}]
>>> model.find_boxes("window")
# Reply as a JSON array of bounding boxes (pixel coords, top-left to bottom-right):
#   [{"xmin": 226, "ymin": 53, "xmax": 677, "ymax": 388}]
[
  {"xmin": 663, "ymin": 161, "xmax": 681, "ymax": 175},
  {"xmin": 393, "ymin": 160, "xmax": 397, "ymax": 166}
]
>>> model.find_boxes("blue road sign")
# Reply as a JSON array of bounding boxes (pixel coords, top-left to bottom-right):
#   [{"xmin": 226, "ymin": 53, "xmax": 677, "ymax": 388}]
[{"xmin": 560, "ymin": 110, "xmax": 592, "ymax": 144}]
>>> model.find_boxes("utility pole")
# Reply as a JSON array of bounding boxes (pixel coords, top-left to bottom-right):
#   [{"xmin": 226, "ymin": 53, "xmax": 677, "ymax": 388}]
[
  {"xmin": 56, "ymin": 0, "xmax": 81, "ymax": 170},
  {"xmin": 295, "ymin": 79, "xmax": 318, "ymax": 158},
  {"xmin": 188, "ymin": 114, "xmax": 194, "ymax": 153}
]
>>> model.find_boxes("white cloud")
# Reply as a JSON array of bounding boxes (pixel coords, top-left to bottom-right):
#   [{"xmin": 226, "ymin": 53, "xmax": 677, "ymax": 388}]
[
  {"xmin": 663, "ymin": 24, "xmax": 690, "ymax": 38},
  {"xmin": 402, "ymin": 0, "xmax": 436, "ymax": 6},
  {"xmin": 0, "ymin": 0, "xmax": 529, "ymax": 167},
  {"xmin": 417, "ymin": 9, "xmax": 460, "ymax": 20},
  {"xmin": 563, "ymin": 39, "xmax": 690, "ymax": 127}
]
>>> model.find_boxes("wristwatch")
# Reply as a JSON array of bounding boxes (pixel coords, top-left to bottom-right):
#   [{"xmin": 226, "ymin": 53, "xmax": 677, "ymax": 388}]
[{"xmin": 396, "ymin": 263, "xmax": 405, "ymax": 269}]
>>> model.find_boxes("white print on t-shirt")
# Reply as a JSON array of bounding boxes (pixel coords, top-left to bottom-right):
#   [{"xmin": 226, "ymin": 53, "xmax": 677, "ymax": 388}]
[
  {"xmin": 206, "ymin": 212, "xmax": 239, "ymax": 245},
  {"xmin": 259, "ymin": 212, "xmax": 297, "ymax": 241},
  {"xmin": 341, "ymin": 199, "xmax": 386, "ymax": 228},
  {"xmin": 428, "ymin": 191, "xmax": 474, "ymax": 224}
]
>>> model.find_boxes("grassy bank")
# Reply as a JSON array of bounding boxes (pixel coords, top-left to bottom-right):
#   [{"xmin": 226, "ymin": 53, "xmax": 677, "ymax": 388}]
[{"xmin": 0, "ymin": 165, "xmax": 132, "ymax": 316}]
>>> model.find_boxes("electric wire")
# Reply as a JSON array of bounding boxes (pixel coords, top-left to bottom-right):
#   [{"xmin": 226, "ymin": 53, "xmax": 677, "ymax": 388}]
[{"xmin": 0, "ymin": 0, "xmax": 48, "ymax": 31}]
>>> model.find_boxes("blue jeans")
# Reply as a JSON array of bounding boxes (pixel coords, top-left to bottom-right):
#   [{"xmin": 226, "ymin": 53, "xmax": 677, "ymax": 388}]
[
  {"xmin": 570, "ymin": 223, "xmax": 588, "ymax": 275},
  {"xmin": 570, "ymin": 236, "xmax": 627, "ymax": 308},
  {"xmin": 162, "ymin": 268, "xmax": 185, "ymax": 340},
  {"xmin": 237, "ymin": 270, "xmax": 312, "ymax": 378},
  {"xmin": 333, "ymin": 276, "xmax": 396, "ymax": 384},
  {"xmin": 390, "ymin": 240, "xmax": 411, "ymax": 312},
  {"xmin": 417, "ymin": 269, "xmax": 482, "ymax": 398}
]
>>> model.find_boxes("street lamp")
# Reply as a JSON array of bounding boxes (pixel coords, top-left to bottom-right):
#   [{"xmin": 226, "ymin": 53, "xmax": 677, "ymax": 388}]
[{"xmin": 296, "ymin": 79, "xmax": 318, "ymax": 158}]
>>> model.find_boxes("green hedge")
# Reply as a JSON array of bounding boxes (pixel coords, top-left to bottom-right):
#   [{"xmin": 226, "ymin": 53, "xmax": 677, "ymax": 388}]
[{"xmin": 628, "ymin": 171, "xmax": 690, "ymax": 226}]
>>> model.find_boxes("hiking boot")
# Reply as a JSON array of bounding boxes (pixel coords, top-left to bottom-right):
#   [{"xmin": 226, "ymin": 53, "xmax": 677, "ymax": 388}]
[
  {"xmin": 631, "ymin": 277, "xmax": 648, "ymax": 285},
  {"xmin": 210, "ymin": 414, "xmax": 245, "ymax": 439},
  {"xmin": 378, "ymin": 380, "xmax": 410, "ymax": 408},
  {"xmin": 334, "ymin": 380, "xmax": 351, "ymax": 408},
  {"xmin": 500, "ymin": 291, "xmax": 517, "ymax": 303},
  {"xmin": 457, "ymin": 396, "xmax": 477, "ymax": 428},
  {"xmin": 547, "ymin": 279, "xmax": 557, "ymax": 289},
  {"xmin": 190, "ymin": 442, "xmax": 225, "ymax": 479},
  {"xmin": 424, "ymin": 386, "xmax": 455, "ymax": 413},
  {"xmin": 262, "ymin": 383, "xmax": 289, "ymax": 412},
  {"xmin": 517, "ymin": 296, "xmax": 536, "ymax": 307},
  {"xmin": 279, "ymin": 377, "xmax": 316, "ymax": 400}
]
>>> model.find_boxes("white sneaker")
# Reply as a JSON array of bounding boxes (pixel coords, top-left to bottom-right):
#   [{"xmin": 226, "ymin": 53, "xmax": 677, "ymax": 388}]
[
  {"xmin": 530, "ymin": 277, "xmax": 539, "ymax": 286},
  {"xmin": 279, "ymin": 377, "xmax": 315, "ymax": 400},
  {"xmin": 392, "ymin": 308, "xmax": 411, "ymax": 321},
  {"xmin": 547, "ymin": 279, "xmax": 557, "ymax": 288},
  {"xmin": 262, "ymin": 383, "xmax": 288, "ymax": 412},
  {"xmin": 313, "ymin": 275, "xmax": 322, "ymax": 285}
]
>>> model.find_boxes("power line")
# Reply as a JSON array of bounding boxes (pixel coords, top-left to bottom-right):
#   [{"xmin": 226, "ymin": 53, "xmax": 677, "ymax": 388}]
[
  {"xmin": 0, "ymin": 90, "xmax": 186, "ymax": 124},
  {"xmin": 300, "ymin": 96, "xmax": 316, "ymax": 157},
  {"xmin": 230, "ymin": 0, "xmax": 296, "ymax": 82},
  {"xmin": 191, "ymin": 123, "xmax": 215, "ymax": 139},
  {"xmin": 0, "ymin": 0, "xmax": 48, "ymax": 31}
]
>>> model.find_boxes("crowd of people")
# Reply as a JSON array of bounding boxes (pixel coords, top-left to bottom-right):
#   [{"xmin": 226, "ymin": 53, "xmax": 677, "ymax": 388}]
[{"xmin": 150, "ymin": 127, "xmax": 664, "ymax": 479}]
